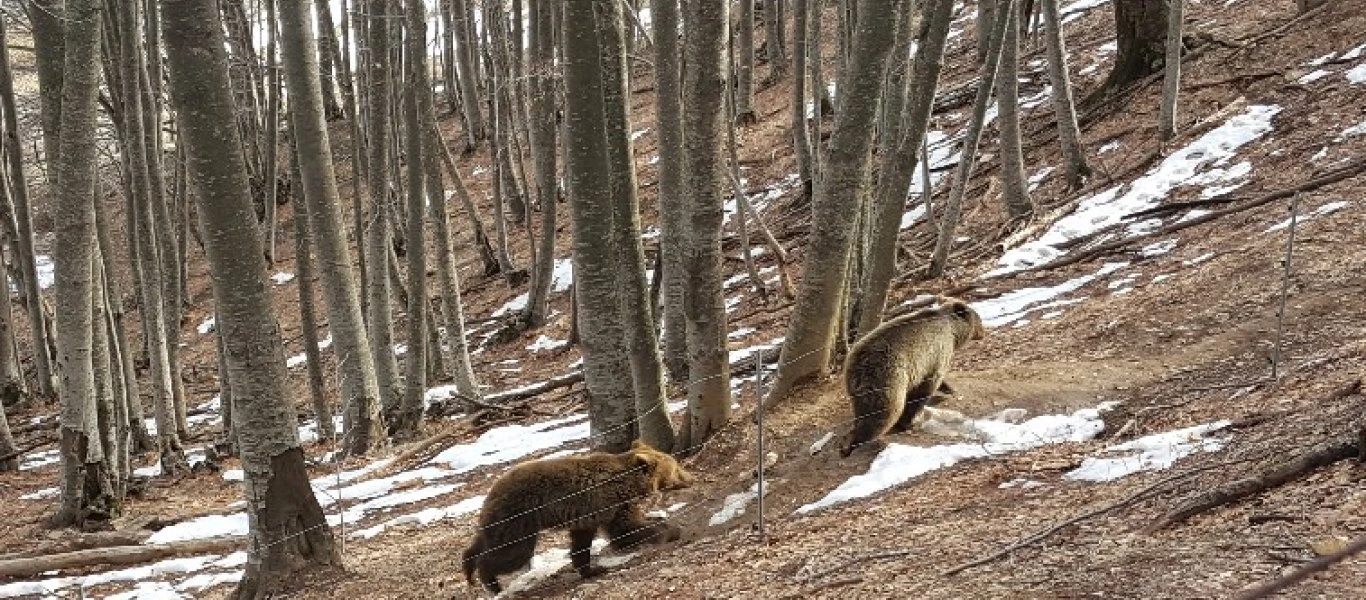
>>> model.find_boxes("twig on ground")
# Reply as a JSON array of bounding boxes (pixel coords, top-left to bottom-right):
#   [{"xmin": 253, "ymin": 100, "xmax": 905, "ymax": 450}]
[
  {"xmin": 804, "ymin": 550, "xmax": 911, "ymax": 582},
  {"xmin": 1231, "ymin": 535, "xmax": 1366, "ymax": 600},
  {"xmin": 1224, "ymin": 5, "xmax": 1328, "ymax": 62}
]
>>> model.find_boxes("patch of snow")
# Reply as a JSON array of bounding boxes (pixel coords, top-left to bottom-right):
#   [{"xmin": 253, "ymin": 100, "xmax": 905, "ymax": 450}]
[
  {"xmin": 1139, "ymin": 239, "xmax": 1178, "ymax": 258},
  {"xmin": 105, "ymin": 581, "xmax": 185, "ymax": 600},
  {"xmin": 197, "ymin": 317, "xmax": 216, "ymax": 335},
  {"xmin": 1184, "ymin": 252, "xmax": 1216, "ymax": 266},
  {"xmin": 271, "ymin": 271, "xmax": 295, "ymax": 285},
  {"xmin": 709, "ymin": 482, "xmax": 768, "ymax": 526},
  {"xmin": 146, "ymin": 514, "xmax": 247, "ymax": 545},
  {"xmin": 1178, "ymin": 209, "xmax": 1212, "ymax": 224},
  {"xmin": 631, "ymin": 127, "xmax": 650, "ymax": 141},
  {"xmin": 502, "ymin": 539, "xmax": 634, "ymax": 596},
  {"xmin": 527, "ymin": 335, "xmax": 568, "ymax": 353},
  {"xmin": 1304, "ymin": 51, "xmax": 1337, "ymax": 67},
  {"xmin": 999, "ymin": 478, "xmax": 1045, "ymax": 489},
  {"xmin": 1297, "ymin": 69, "xmax": 1332, "ymax": 84},
  {"xmin": 36, "ymin": 254, "xmax": 54, "ymax": 289},
  {"xmin": 1098, "ymin": 140, "xmax": 1121, "ymax": 154},
  {"xmin": 798, "ymin": 406, "xmax": 1108, "ymax": 513},
  {"xmin": 1078, "ymin": 63, "xmax": 1100, "ymax": 76},
  {"xmin": 176, "ymin": 570, "xmax": 243, "ymax": 592},
  {"xmin": 0, "ymin": 554, "xmax": 221, "ymax": 598},
  {"xmin": 428, "ymin": 414, "xmax": 591, "ymax": 474},
  {"xmin": 1064, "ymin": 421, "xmax": 1231, "ymax": 482},
  {"xmin": 1040, "ymin": 310, "xmax": 1064, "ymax": 320},
  {"xmin": 1028, "ymin": 166, "xmax": 1055, "ymax": 192},
  {"xmin": 728, "ymin": 327, "xmax": 756, "ymax": 340},
  {"xmin": 350, "ymin": 495, "xmax": 487, "ymax": 540},
  {"xmin": 1342, "ymin": 42, "xmax": 1366, "ymax": 61},
  {"xmin": 972, "ymin": 262, "xmax": 1128, "ymax": 327},
  {"xmin": 19, "ymin": 487, "xmax": 59, "ymax": 500},
  {"xmin": 728, "ymin": 337, "xmax": 784, "ymax": 366},
  {"xmin": 1334, "ymin": 119, "xmax": 1366, "ymax": 141},
  {"xmin": 1263, "ymin": 200, "xmax": 1348, "ymax": 233},
  {"xmin": 1347, "ymin": 64, "xmax": 1366, "ymax": 84},
  {"xmin": 991, "ymin": 104, "xmax": 1281, "ymax": 275},
  {"xmin": 1151, "ymin": 273, "xmax": 1174, "ymax": 284},
  {"xmin": 491, "ymin": 293, "xmax": 530, "ymax": 318}
]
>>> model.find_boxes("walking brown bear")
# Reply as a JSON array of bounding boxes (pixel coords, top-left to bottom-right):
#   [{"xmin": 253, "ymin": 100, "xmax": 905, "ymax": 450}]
[
  {"xmin": 461, "ymin": 440, "xmax": 692, "ymax": 593},
  {"xmin": 840, "ymin": 298, "xmax": 987, "ymax": 457}
]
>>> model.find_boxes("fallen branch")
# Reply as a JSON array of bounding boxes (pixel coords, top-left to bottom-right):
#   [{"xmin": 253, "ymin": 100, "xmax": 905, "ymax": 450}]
[
  {"xmin": 1231, "ymin": 535, "xmax": 1366, "ymax": 600},
  {"xmin": 0, "ymin": 536, "xmax": 242, "ymax": 579},
  {"xmin": 805, "ymin": 550, "xmax": 910, "ymax": 582},
  {"xmin": 0, "ymin": 439, "xmax": 51, "ymax": 464},
  {"xmin": 1148, "ymin": 434, "xmax": 1360, "ymax": 532},
  {"xmin": 1224, "ymin": 5, "xmax": 1328, "ymax": 62},
  {"xmin": 1030, "ymin": 156, "xmax": 1366, "ymax": 273},
  {"xmin": 0, "ymin": 531, "xmax": 151, "ymax": 562},
  {"xmin": 942, "ymin": 459, "xmax": 1245, "ymax": 576},
  {"xmin": 1185, "ymin": 69, "xmax": 1282, "ymax": 91}
]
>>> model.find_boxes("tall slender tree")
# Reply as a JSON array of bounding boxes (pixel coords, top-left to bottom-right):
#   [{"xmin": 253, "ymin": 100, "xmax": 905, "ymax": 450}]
[
  {"xmin": 522, "ymin": 0, "xmax": 559, "ymax": 329},
  {"xmin": 393, "ymin": 0, "xmax": 432, "ymax": 439},
  {"xmin": 163, "ymin": 1, "xmax": 340, "ymax": 594},
  {"xmin": 562, "ymin": 0, "xmax": 638, "ymax": 452},
  {"xmin": 652, "ymin": 0, "xmax": 689, "ymax": 382},
  {"xmin": 791, "ymin": 0, "xmax": 814, "ymax": 200},
  {"xmin": 765, "ymin": 0, "xmax": 905, "ymax": 406},
  {"xmin": 997, "ymin": 1, "xmax": 1033, "ymax": 219},
  {"xmin": 678, "ymin": 0, "xmax": 732, "ymax": 448},
  {"xmin": 1159, "ymin": 0, "xmax": 1184, "ymax": 140},
  {"xmin": 279, "ymin": 0, "xmax": 385, "ymax": 456},
  {"xmin": 1040, "ymin": 0, "xmax": 1090, "ymax": 190},
  {"xmin": 287, "ymin": 133, "xmax": 335, "ymax": 442},
  {"xmin": 735, "ymin": 0, "xmax": 757, "ymax": 124}
]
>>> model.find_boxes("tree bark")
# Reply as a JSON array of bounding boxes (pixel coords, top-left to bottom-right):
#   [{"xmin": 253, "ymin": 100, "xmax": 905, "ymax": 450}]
[
  {"xmin": 393, "ymin": 0, "xmax": 432, "ymax": 440},
  {"xmin": 363, "ymin": 0, "xmax": 403, "ymax": 425},
  {"xmin": 1097, "ymin": 0, "xmax": 1167, "ymax": 95},
  {"xmin": 521, "ymin": 0, "xmax": 559, "ymax": 330},
  {"xmin": 763, "ymin": 0, "xmax": 787, "ymax": 81},
  {"xmin": 93, "ymin": 185, "xmax": 152, "ymax": 453},
  {"xmin": 279, "ymin": 0, "xmax": 385, "ymax": 456},
  {"xmin": 286, "ymin": 136, "xmax": 335, "ymax": 443},
  {"xmin": 652, "ymin": 0, "xmax": 689, "ymax": 384},
  {"xmin": 1040, "ymin": 0, "xmax": 1091, "ymax": 190},
  {"xmin": 997, "ymin": 2, "xmax": 1033, "ymax": 219},
  {"xmin": 928, "ymin": 0, "xmax": 1014, "ymax": 278},
  {"xmin": 423, "ymin": 129, "xmax": 481, "ymax": 398},
  {"xmin": 451, "ymin": 0, "xmax": 485, "ymax": 149},
  {"xmin": 735, "ymin": 0, "xmax": 757, "ymax": 124},
  {"xmin": 562, "ymin": 1, "xmax": 638, "ymax": 453},
  {"xmin": 677, "ymin": 0, "xmax": 733, "ymax": 449},
  {"xmin": 48, "ymin": 0, "xmax": 116, "ymax": 528},
  {"xmin": 765, "ymin": 0, "xmax": 905, "ymax": 406},
  {"xmin": 162, "ymin": 1, "xmax": 341, "ymax": 595},
  {"xmin": 314, "ymin": 0, "xmax": 345, "ymax": 121},
  {"xmin": 791, "ymin": 0, "xmax": 814, "ymax": 200},
  {"xmin": 432, "ymin": 124, "xmax": 501, "ymax": 276},
  {"xmin": 1158, "ymin": 0, "xmax": 1183, "ymax": 141},
  {"xmin": 600, "ymin": 0, "xmax": 676, "ymax": 452},
  {"xmin": 858, "ymin": 0, "xmax": 953, "ymax": 338},
  {"xmin": 0, "ymin": 18, "xmax": 57, "ymax": 399}
]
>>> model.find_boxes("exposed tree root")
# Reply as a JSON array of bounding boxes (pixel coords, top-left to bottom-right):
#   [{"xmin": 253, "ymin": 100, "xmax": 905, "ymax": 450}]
[{"xmin": 1230, "ymin": 534, "xmax": 1366, "ymax": 600}]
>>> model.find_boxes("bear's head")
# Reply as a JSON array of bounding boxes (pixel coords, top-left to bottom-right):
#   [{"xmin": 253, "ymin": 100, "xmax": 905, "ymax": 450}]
[
  {"xmin": 943, "ymin": 298, "xmax": 986, "ymax": 343},
  {"xmin": 628, "ymin": 440, "xmax": 694, "ymax": 492}
]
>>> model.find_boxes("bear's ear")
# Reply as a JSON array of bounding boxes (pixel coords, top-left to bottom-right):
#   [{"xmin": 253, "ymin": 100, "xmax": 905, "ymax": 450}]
[{"xmin": 947, "ymin": 300, "xmax": 974, "ymax": 322}]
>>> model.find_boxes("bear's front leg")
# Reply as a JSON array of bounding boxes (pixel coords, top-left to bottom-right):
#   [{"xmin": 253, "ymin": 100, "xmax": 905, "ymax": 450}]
[{"xmin": 569, "ymin": 527, "xmax": 607, "ymax": 579}]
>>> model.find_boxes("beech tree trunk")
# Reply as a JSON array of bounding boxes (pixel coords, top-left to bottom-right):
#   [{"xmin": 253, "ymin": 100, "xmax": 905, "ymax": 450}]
[
  {"xmin": 0, "ymin": 18, "xmax": 56, "ymax": 399},
  {"xmin": 765, "ymin": 0, "xmax": 905, "ymax": 406},
  {"xmin": 763, "ymin": 0, "xmax": 787, "ymax": 81},
  {"xmin": 928, "ymin": 0, "xmax": 1014, "ymax": 278},
  {"xmin": 162, "ymin": 1, "xmax": 341, "ymax": 594},
  {"xmin": 791, "ymin": 0, "xmax": 814, "ymax": 200},
  {"xmin": 280, "ymin": 0, "xmax": 385, "ymax": 456},
  {"xmin": 677, "ymin": 0, "xmax": 732, "ymax": 449},
  {"xmin": 600, "ymin": 0, "xmax": 676, "ymax": 452},
  {"xmin": 997, "ymin": 2, "xmax": 1033, "ymax": 219},
  {"xmin": 521, "ymin": 0, "xmax": 558, "ymax": 330},
  {"xmin": 857, "ymin": 0, "xmax": 953, "ymax": 338},
  {"xmin": 1158, "ymin": 0, "xmax": 1183, "ymax": 141},
  {"xmin": 652, "ymin": 0, "xmax": 690, "ymax": 383},
  {"xmin": 1040, "ymin": 0, "xmax": 1091, "ymax": 190},
  {"xmin": 286, "ymin": 135, "xmax": 335, "ymax": 443},
  {"xmin": 1097, "ymin": 0, "xmax": 1167, "ymax": 95},
  {"xmin": 562, "ymin": 1, "xmax": 638, "ymax": 452},
  {"xmin": 735, "ymin": 0, "xmax": 757, "ymax": 124},
  {"xmin": 451, "ymin": 0, "xmax": 485, "ymax": 149},
  {"xmin": 393, "ymin": 0, "xmax": 432, "ymax": 440},
  {"xmin": 48, "ymin": 0, "xmax": 116, "ymax": 528},
  {"xmin": 363, "ymin": 0, "xmax": 403, "ymax": 425}
]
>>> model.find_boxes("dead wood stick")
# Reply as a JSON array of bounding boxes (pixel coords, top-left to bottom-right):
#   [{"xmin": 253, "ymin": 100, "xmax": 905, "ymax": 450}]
[
  {"xmin": 0, "ymin": 439, "xmax": 51, "ymax": 464},
  {"xmin": 1129, "ymin": 156, "xmax": 1366, "ymax": 220},
  {"xmin": 1185, "ymin": 69, "xmax": 1281, "ymax": 91},
  {"xmin": 0, "ymin": 531, "xmax": 152, "ymax": 562},
  {"xmin": 0, "ymin": 536, "xmax": 242, "ymax": 579},
  {"xmin": 1225, "ymin": 5, "xmax": 1327, "ymax": 61},
  {"xmin": 1231, "ymin": 535, "xmax": 1366, "ymax": 600},
  {"xmin": 1029, "ymin": 156, "xmax": 1366, "ymax": 273},
  {"xmin": 805, "ymin": 550, "xmax": 911, "ymax": 582},
  {"xmin": 1148, "ymin": 435, "xmax": 1360, "ymax": 532},
  {"xmin": 941, "ymin": 460, "xmax": 1242, "ymax": 576}
]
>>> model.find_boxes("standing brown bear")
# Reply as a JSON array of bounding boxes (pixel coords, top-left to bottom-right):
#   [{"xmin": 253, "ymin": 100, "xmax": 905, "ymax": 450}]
[
  {"xmin": 461, "ymin": 440, "xmax": 692, "ymax": 594},
  {"xmin": 840, "ymin": 298, "xmax": 987, "ymax": 457}
]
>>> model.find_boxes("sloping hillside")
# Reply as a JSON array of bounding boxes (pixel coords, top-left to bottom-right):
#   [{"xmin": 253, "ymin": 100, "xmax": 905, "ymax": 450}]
[{"xmin": 2, "ymin": 0, "xmax": 1365, "ymax": 599}]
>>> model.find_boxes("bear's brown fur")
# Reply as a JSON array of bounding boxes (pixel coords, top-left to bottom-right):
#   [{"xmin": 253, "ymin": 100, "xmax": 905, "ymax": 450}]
[
  {"xmin": 840, "ymin": 298, "xmax": 986, "ymax": 457},
  {"xmin": 461, "ymin": 440, "xmax": 692, "ymax": 593}
]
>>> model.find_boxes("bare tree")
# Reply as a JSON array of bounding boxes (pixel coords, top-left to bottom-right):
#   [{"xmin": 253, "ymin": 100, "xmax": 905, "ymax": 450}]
[
  {"xmin": 1040, "ymin": 0, "xmax": 1091, "ymax": 190},
  {"xmin": 600, "ymin": 0, "xmax": 676, "ymax": 451},
  {"xmin": 0, "ymin": 18, "xmax": 56, "ymax": 399},
  {"xmin": 977, "ymin": 0, "xmax": 997, "ymax": 63},
  {"xmin": 928, "ymin": 0, "xmax": 1015, "ymax": 278},
  {"xmin": 676, "ymin": 0, "xmax": 733, "ymax": 448},
  {"xmin": 762, "ymin": 0, "xmax": 787, "ymax": 82},
  {"xmin": 765, "ymin": 0, "xmax": 906, "ymax": 406},
  {"xmin": 280, "ymin": 0, "xmax": 385, "ymax": 456},
  {"xmin": 162, "ymin": 1, "xmax": 340, "ymax": 593},
  {"xmin": 562, "ymin": 0, "xmax": 638, "ymax": 452},
  {"xmin": 0, "ymin": 382, "xmax": 15, "ymax": 471},
  {"xmin": 1092, "ymin": 0, "xmax": 1167, "ymax": 98},
  {"xmin": 93, "ymin": 182, "xmax": 152, "ymax": 453},
  {"xmin": 521, "ymin": 0, "xmax": 559, "ymax": 330},
  {"xmin": 451, "ymin": 0, "xmax": 486, "ymax": 150},
  {"xmin": 857, "ymin": 0, "xmax": 954, "ymax": 337},
  {"xmin": 1158, "ymin": 0, "xmax": 1183, "ymax": 141},
  {"xmin": 809, "ymin": 0, "xmax": 834, "ymax": 116},
  {"xmin": 363, "ymin": 0, "xmax": 403, "ymax": 424},
  {"xmin": 0, "ymin": 233, "xmax": 19, "ymax": 468},
  {"xmin": 47, "ymin": 0, "xmax": 117, "ymax": 528},
  {"xmin": 790, "ymin": 0, "xmax": 814, "ymax": 200},
  {"xmin": 735, "ymin": 0, "xmax": 757, "ymax": 124},
  {"xmin": 287, "ymin": 134, "xmax": 335, "ymax": 443},
  {"xmin": 997, "ymin": 2, "xmax": 1033, "ymax": 219},
  {"xmin": 652, "ymin": 0, "xmax": 689, "ymax": 382},
  {"xmin": 314, "ymin": 0, "xmax": 345, "ymax": 121}
]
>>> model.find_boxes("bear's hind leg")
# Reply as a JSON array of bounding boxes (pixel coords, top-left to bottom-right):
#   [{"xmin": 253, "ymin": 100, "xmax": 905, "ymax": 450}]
[
  {"xmin": 569, "ymin": 527, "xmax": 606, "ymax": 579},
  {"xmin": 477, "ymin": 534, "xmax": 538, "ymax": 593},
  {"xmin": 891, "ymin": 377, "xmax": 940, "ymax": 433},
  {"xmin": 605, "ymin": 507, "xmax": 681, "ymax": 550}
]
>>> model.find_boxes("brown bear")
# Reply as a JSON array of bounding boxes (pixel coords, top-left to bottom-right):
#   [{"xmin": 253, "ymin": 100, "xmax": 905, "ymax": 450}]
[
  {"xmin": 461, "ymin": 440, "xmax": 692, "ymax": 594},
  {"xmin": 840, "ymin": 298, "xmax": 986, "ymax": 457}
]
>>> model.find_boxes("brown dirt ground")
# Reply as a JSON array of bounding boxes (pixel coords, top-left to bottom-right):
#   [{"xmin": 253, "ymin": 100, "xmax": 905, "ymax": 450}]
[{"xmin": 3, "ymin": 0, "xmax": 1366, "ymax": 598}]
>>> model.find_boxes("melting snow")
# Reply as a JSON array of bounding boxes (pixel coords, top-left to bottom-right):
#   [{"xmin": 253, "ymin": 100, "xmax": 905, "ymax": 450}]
[
  {"xmin": 197, "ymin": 317, "xmax": 216, "ymax": 335},
  {"xmin": 1263, "ymin": 200, "xmax": 1349, "ymax": 233},
  {"xmin": 271, "ymin": 272, "xmax": 295, "ymax": 285},
  {"xmin": 991, "ymin": 104, "xmax": 1281, "ymax": 275},
  {"xmin": 1298, "ymin": 69, "xmax": 1332, "ymax": 84},
  {"xmin": 19, "ymin": 487, "xmax": 59, "ymax": 500},
  {"xmin": 972, "ymin": 262, "xmax": 1129, "ymax": 327},
  {"xmin": 552, "ymin": 258, "xmax": 574, "ymax": 292},
  {"xmin": 0, "ymin": 554, "xmax": 221, "ymax": 598},
  {"xmin": 709, "ymin": 482, "xmax": 768, "ymax": 526},
  {"xmin": 501, "ymin": 539, "xmax": 635, "ymax": 596},
  {"xmin": 350, "ymin": 495, "xmax": 487, "ymax": 540},
  {"xmin": 526, "ymin": 335, "xmax": 568, "ymax": 353},
  {"xmin": 1064, "ymin": 421, "xmax": 1231, "ymax": 482},
  {"xmin": 798, "ymin": 406, "xmax": 1108, "ymax": 513},
  {"xmin": 1347, "ymin": 64, "xmax": 1366, "ymax": 84}
]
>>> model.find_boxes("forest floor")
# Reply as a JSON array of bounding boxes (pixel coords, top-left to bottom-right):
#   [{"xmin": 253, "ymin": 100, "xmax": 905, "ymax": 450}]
[{"xmin": 3, "ymin": 0, "xmax": 1366, "ymax": 598}]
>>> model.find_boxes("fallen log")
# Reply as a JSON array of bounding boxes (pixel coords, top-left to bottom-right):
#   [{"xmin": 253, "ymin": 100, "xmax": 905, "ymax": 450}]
[
  {"xmin": 0, "ymin": 531, "xmax": 151, "ymax": 563},
  {"xmin": 0, "ymin": 536, "xmax": 242, "ymax": 580}
]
